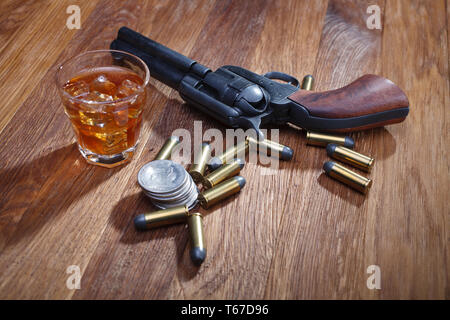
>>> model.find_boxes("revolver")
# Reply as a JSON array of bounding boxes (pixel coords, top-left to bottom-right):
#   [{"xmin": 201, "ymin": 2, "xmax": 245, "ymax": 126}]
[{"xmin": 111, "ymin": 27, "xmax": 409, "ymax": 138}]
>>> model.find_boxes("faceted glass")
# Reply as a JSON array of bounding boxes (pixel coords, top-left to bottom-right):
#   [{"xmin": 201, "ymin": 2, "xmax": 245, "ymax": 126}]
[{"xmin": 56, "ymin": 50, "xmax": 149, "ymax": 168}]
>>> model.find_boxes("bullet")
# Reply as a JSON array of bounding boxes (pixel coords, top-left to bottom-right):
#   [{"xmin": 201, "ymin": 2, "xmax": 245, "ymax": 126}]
[
  {"xmin": 134, "ymin": 205, "xmax": 189, "ymax": 230},
  {"xmin": 326, "ymin": 144, "xmax": 374, "ymax": 172},
  {"xmin": 323, "ymin": 161, "xmax": 372, "ymax": 194},
  {"xmin": 301, "ymin": 75, "xmax": 314, "ymax": 90},
  {"xmin": 246, "ymin": 136, "xmax": 293, "ymax": 161},
  {"xmin": 154, "ymin": 136, "xmax": 180, "ymax": 160},
  {"xmin": 187, "ymin": 212, "xmax": 206, "ymax": 266},
  {"xmin": 306, "ymin": 131, "xmax": 354, "ymax": 149},
  {"xmin": 209, "ymin": 140, "xmax": 248, "ymax": 170},
  {"xmin": 203, "ymin": 158, "xmax": 244, "ymax": 189},
  {"xmin": 189, "ymin": 143, "xmax": 211, "ymax": 183},
  {"xmin": 198, "ymin": 176, "xmax": 246, "ymax": 209}
]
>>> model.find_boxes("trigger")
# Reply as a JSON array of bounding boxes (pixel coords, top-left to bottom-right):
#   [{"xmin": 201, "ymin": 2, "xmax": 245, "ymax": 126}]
[
  {"xmin": 263, "ymin": 71, "xmax": 300, "ymax": 88},
  {"xmin": 236, "ymin": 116, "xmax": 264, "ymax": 139}
]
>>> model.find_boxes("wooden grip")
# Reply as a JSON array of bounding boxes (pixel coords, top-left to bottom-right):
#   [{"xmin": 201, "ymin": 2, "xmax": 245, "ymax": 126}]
[{"xmin": 288, "ymin": 75, "xmax": 409, "ymax": 130}]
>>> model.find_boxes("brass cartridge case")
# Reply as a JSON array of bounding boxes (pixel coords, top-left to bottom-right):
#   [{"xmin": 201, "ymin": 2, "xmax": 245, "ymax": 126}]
[
  {"xmin": 134, "ymin": 204, "xmax": 189, "ymax": 230},
  {"xmin": 246, "ymin": 136, "xmax": 293, "ymax": 160},
  {"xmin": 154, "ymin": 136, "xmax": 180, "ymax": 160},
  {"xmin": 301, "ymin": 75, "xmax": 314, "ymax": 90},
  {"xmin": 198, "ymin": 176, "xmax": 246, "ymax": 209},
  {"xmin": 189, "ymin": 143, "xmax": 211, "ymax": 183},
  {"xmin": 326, "ymin": 144, "xmax": 374, "ymax": 172},
  {"xmin": 187, "ymin": 212, "xmax": 206, "ymax": 266},
  {"xmin": 203, "ymin": 158, "xmax": 244, "ymax": 189},
  {"xmin": 209, "ymin": 140, "xmax": 249, "ymax": 170},
  {"xmin": 323, "ymin": 161, "xmax": 372, "ymax": 194},
  {"xmin": 306, "ymin": 131, "xmax": 355, "ymax": 149}
]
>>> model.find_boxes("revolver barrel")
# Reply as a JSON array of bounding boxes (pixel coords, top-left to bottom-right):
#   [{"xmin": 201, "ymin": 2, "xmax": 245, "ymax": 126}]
[{"xmin": 117, "ymin": 27, "xmax": 210, "ymax": 81}]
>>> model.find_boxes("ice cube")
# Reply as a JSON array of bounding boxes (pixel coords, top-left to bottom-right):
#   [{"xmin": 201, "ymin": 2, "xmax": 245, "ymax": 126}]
[
  {"xmin": 79, "ymin": 110, "xmax": 109, "ymax": 127},
  {"xmin": 114, "ymin": 79, "xmax": 141, "ymax": 99},
  {"xmin": 127, "ymin": 105, "xmax": 142, "ymax": 119},
  {"xmin": 63, "ymin": 81, "xmax": 89, "ymax": 97},
  {"xmin": 115, "ymin": 87, "xmax": 132, "ymax": 99},
  {"xmin": 84, "ymin": 91, "xmax": 114, "ymax": 102},
  {"xmin": 114, "ymin": 109, "xmax": 129, "ymax": 126},
  {"xmin": 121, "ymin": 79, "xmax": 140, "ymax": 91},
  {"xmin": 95, "ymin": 129, "xmax": 128, "ymax": 155},
  {"xmin": 90, "ymin": 75, "xmax": 117, "ymax": 95}
]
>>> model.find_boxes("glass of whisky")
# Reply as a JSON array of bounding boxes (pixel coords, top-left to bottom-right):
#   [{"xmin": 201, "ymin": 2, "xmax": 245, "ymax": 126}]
[{"xmin": 56, "ymin": 49, "xmax": 149, "ymax": 168}]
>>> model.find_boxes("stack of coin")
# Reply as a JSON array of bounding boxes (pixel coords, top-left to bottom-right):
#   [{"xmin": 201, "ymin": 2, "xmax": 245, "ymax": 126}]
[{"xmin": 138, "ymin": 160, "xmax": 198, "ymax": 209}]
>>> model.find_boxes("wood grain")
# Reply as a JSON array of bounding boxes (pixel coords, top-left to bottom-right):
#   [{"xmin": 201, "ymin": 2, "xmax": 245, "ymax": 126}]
[
  {"xmin": 289, "ymin": 74, "xmax": 409, "ymax": 118},
  {"xmin": 375, "ymin": 0, "xmax": 449, "ymax": 299},
  {"xmin": 0, "ymin": 0, "xmax": 100, "ymax": 134},
  {"xmin": 0, "ymin": 0, "xmax": 448, "ymax": 299}
]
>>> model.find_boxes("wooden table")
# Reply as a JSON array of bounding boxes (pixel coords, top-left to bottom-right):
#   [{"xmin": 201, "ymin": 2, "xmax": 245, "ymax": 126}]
[{"xmin": 0, "ymin": 0, "xmax": 448, "ymax": 299}]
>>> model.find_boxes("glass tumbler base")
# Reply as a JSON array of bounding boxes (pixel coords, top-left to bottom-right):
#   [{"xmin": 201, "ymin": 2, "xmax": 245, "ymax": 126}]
[{"xmin": 78, "ymin": 144, "xmax": 136, "ymax": 168}]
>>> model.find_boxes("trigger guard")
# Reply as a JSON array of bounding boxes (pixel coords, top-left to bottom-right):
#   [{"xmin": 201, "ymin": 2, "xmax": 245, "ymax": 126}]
[{"xmin": 263, "ymin": 71, "xmax": 300, "ymax": 88}]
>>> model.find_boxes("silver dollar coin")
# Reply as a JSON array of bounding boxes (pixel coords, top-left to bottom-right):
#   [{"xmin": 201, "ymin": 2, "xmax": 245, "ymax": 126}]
[{"xmin": 138, "ymin": 160, "xmax": 187, "ymax": 194}]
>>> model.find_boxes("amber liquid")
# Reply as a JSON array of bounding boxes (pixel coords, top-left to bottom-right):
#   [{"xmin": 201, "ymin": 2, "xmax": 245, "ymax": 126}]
[{"xmin": 61, "ymin": 66, "xmax": 145, "ymax": 156}]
